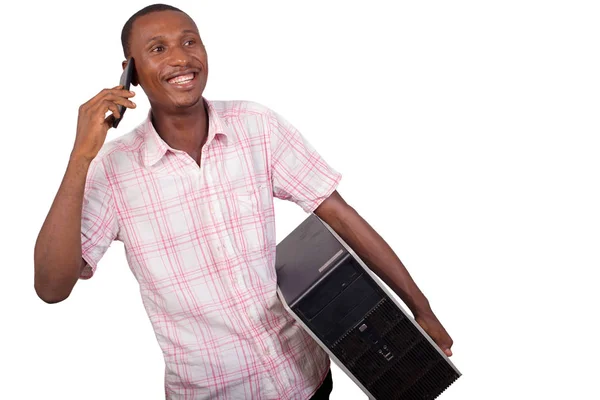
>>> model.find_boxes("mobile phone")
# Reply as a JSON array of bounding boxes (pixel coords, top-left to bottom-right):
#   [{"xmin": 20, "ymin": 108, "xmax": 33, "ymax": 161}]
[{"xmin": 112, "ymin": 57, "xmax": 135, "ymax": 128}]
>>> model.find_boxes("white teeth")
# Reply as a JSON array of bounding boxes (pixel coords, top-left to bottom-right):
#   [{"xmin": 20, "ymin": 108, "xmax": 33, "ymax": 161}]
[{"xmin": 168, "ymin": 73, "xmax": 194, "ymax": 84}]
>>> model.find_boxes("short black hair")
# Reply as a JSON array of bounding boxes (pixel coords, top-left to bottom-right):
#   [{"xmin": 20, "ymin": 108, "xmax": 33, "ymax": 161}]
[{"xmin": 121, "ymin": 4, "xmax": 187, "ymax": 58}]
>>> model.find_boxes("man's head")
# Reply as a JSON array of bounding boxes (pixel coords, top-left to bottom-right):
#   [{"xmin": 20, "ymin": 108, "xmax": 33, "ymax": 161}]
[{"xmin": 120, "ymin": 4, "xmax": 208, "ymax": 111}]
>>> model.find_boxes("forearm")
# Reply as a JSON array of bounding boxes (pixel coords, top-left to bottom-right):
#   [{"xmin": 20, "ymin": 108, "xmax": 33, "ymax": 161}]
[
  {"xmin": 34, "ymin": 155, "xmax": 91, "ymax": 302},
  {"xmin": 319, "ymin": 204, "xmax": 432, "ymax": 316}
]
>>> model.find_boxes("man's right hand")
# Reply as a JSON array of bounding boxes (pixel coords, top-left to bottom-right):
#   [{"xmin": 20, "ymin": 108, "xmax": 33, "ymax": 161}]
[{"xmin": 71, "ymin": 85, "xmax": 136, "ymax": 162}]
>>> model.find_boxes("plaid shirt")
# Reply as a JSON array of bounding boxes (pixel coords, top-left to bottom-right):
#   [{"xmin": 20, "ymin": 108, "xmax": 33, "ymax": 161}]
[{"xmin": 79, "ymin": 98, "xmax": 342, "ymax": 399}]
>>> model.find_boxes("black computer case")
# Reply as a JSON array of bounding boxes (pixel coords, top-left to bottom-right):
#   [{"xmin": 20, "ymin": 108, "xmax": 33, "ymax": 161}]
[{"xmin": 275, "ymin": 214, "xmax": 461, "ymax": 399}]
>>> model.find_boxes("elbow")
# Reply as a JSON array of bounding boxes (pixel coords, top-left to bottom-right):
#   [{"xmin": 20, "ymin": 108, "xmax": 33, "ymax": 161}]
[
  {"xmin": 34, "ymin": 265, "xmax": 75, "ymax": 304},
  {"xmin": 37, "ymin": 292, "xmax": 69, "ymax": 304},
  {"xmin": 34, "ymin": 281, "xmax": 71, "ymax": 304}
]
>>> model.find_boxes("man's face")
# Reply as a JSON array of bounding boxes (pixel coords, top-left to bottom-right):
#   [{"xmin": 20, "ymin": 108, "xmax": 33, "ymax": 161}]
[{"xmin": 128, "ymin": 10, "xmax": 208, "ymax": 110}]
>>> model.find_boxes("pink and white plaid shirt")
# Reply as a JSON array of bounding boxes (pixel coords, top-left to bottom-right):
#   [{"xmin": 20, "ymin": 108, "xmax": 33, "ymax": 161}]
[{"xmin": 79, "ymin": 98, "xmax": 342, "ymax": 399}]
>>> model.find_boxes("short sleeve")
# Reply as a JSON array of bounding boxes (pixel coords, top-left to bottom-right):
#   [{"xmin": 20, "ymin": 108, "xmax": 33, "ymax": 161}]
[
  {"xmin": 79, "ymin": 157, "xmax": 119, "ymax": 279},
  {"xmin": 269, "ymin": 109, "xmax": 342, "ymax": 213}
]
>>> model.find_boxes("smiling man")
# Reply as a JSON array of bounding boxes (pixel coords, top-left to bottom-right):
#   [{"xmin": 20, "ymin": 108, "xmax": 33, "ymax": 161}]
[{"xmin": 33, "ymin": 3, "xmax": 454, "ymax": 399}]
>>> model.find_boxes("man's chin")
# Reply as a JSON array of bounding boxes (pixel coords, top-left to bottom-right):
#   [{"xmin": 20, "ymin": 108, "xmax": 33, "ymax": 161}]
[{"xmin": 173, "ymin": 94, "xmax": 202, "ymax": 110}]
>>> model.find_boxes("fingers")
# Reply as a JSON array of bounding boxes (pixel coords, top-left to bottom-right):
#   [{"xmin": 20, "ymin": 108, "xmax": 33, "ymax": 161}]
[
  {"xmin": 415, "ymin": 312, "xmax": 454, "ymax": 357},
  {"xmin": 90, "ymin": 86, "xmax": 136, "ymax": 107},
  {"xmin": 80, "ymin": 86, "xmax": 136, "ymax": 116},
  {"xmin": 418, "ymin": 316, "xmax": 454, "ymax": 357},
  {"xmin": 97, "ymin": 85, "xmax": 136, "ymax": 99},
  {"xmin": 104, "ymin": 94, "xmax": 136, "ymax": 110},
  {"xmin": 101, "ymin": 100, "xmax": 121, "ymax": 120},
  {"xmin": 84, "ymin": 88, "xmax": 137, "ymax": 125},
  {"xmin": 442, "ymin": 336, "xmax": 453, "ymax": 357}
]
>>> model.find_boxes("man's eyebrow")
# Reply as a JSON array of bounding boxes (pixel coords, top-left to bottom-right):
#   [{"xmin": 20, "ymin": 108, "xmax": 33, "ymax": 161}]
[
  {"xmin": 146, "ymin": 35, "xmax": 166, "ymax": 44},
  {"xmin": 146, "ymin": 30, "xmax": 199, "ymax": 44}
]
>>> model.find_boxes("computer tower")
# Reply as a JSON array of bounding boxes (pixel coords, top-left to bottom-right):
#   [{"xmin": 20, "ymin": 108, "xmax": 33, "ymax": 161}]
[{"xmin": 275, "ymin": 214, "xmax": 461, "ymax": 399}]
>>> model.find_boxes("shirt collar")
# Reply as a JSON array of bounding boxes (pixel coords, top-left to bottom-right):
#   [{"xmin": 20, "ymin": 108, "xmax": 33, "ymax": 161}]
[{"xmin": 142, "ymin": 97, "xmax": 230, "ymax": 167}]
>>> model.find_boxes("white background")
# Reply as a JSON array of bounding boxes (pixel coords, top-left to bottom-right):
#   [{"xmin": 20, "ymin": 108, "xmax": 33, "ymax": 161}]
[{"xmin": 1, "ymin": 0, "xmax": 599, "ymax": 399}]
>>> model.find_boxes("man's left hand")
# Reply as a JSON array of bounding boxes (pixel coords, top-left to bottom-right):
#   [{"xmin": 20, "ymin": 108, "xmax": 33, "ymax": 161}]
[{"xmin": 414, "ymin": 311, "xmax": 454, "ymax": 357}]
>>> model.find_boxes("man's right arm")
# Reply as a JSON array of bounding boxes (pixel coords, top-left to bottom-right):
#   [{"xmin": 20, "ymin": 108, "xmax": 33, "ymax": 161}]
[
  {"xmin": 33, "ymin": 85, "xmax": 136, "ymax": 304},
  {"xmin": 34, "ymin": 156, "xmax": 93, "ymax": 303}
]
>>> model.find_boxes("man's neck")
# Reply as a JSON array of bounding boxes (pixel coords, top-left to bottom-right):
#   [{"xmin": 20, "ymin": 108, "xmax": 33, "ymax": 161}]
[{"xmin": 150, "ymin": 100, "xmax": 209, "ymax": 157}]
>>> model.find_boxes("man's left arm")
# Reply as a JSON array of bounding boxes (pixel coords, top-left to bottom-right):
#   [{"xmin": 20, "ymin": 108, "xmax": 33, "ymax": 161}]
[{"xmin": 314, "ymin": 190, "xmax": 454, "ymax": 357}]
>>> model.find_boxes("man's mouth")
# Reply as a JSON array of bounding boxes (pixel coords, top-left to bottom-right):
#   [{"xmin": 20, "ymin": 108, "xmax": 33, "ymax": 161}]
[{"xmin": 166, "ymin": 71, "xmax": 198, "ymax": 88}]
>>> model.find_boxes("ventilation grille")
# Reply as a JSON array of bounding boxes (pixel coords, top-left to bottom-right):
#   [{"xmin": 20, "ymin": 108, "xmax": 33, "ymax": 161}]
[{"xmin": 328, "ymin": 298, "xmax": 459, "ymax": 399}]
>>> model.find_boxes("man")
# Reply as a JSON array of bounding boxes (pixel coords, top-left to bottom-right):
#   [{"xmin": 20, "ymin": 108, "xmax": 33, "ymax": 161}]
[{"xmin": 34, "ymin": 4, "xmax": 453, "ymax": 399}]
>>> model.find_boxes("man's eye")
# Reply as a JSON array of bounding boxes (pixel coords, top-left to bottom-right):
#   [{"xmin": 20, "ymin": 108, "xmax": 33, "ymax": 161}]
[
  {"xmin": 184, "ymin": 40, "xmax": 195, "ymax": 46},
  {"xmin": 152, "ymin": 46, "xmax": 164, "ymax": 52}
]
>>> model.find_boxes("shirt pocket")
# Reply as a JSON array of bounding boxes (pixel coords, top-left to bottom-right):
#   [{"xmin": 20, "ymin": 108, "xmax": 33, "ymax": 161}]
[{"xmin": 228, "ymin": 184, "xmax": 271, "ymax": 254}]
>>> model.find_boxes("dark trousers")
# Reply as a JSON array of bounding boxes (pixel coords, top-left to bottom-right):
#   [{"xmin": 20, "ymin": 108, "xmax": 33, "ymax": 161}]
[{"xmin": 309, "ymin": 368, "xmax": 333, "ymax": 399}]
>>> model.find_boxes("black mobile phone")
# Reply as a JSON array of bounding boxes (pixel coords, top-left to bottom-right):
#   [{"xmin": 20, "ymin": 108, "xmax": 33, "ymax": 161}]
[{"xmin": 112, "ymin": 57, "xmax": 135, "ymax": 128}]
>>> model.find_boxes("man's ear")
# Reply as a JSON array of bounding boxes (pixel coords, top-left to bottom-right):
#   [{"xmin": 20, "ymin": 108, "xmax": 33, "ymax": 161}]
[{"xmin": 122, "ymin": 59, "xmax": 139, "ymax": 86}]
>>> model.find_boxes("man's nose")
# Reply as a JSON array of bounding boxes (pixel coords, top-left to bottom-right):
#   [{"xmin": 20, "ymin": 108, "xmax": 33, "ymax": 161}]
[{"xmin": 168, "ymin": 46, "xmax": 191, "ymax": 67}]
